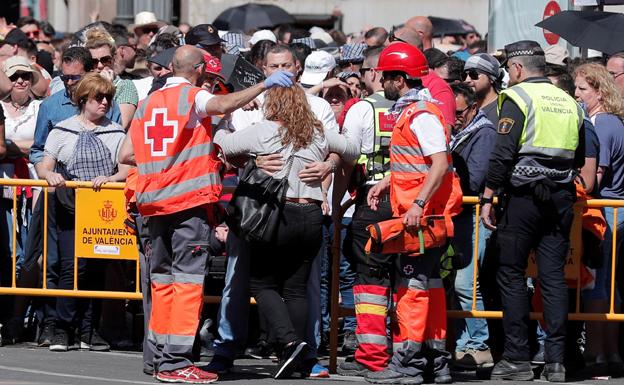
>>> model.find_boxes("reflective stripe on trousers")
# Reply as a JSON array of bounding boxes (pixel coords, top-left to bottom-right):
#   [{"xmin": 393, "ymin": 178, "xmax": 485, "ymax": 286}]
[{"xmin": 354, "ymin": 284, "xmax": 391, "ymax": 371}]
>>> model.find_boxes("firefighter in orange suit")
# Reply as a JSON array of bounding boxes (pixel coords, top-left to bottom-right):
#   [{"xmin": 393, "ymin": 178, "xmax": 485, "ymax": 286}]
[
  {"xmin": 121, "ymin": 45, "xmax": 293, "ymax": 384},
  {"xmin": 364, "ymin": 42, "xmax": 462, "ymax": 385}
]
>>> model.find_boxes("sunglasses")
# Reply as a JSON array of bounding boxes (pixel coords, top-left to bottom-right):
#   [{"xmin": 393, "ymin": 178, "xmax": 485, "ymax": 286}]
[
  {"xmin": 388, "ymin": 29, "xmax": 407, "ymax": 44},
  {"xmin": 9, "ymin": 72, "xmax": 33, "ymax": 82},
  {"xmin": 94, "ymin": 93, "xmax": 113, "ymax": 103},
  {"xmin": 462, "ymin": 70, "xmax": 481, "ymax": 81},
  {"xmin": 92, "ymin": 55, "xmax": 113, "ymax": 67},
  {"xmin": 139, "ymin": 26, "xmax": 159, "ymax": 35},
  {"xmin": 193, "ymin": 61, "xmax": 206, "ymax": 69},
  {"xmin": 60, "ymin": 74, "xmax": 82, "ymax": 82},
  {"xmin": 25, "ymin": 30, "xmax": 40, "ymax": 38}
]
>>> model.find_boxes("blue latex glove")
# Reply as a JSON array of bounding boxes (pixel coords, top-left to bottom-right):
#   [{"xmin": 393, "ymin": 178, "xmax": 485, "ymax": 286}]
[{"xmin": 263, "ymin": 71, "xmax": 293, "ymax": 88}]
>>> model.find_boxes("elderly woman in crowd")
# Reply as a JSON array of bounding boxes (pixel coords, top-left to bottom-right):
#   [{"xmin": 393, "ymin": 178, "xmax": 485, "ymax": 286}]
[
  {"xmin": 575, "ymin": 62, "xmax": 624, "ymax": 376},
  {"xmin": 85, "ymin": 29, "xmax": 138, "ymax": 130},
  {"xmin": 38, "ymin": 73, "xmax": 128, "ymax": 352},
  {"xmin": 0, "ymin": 56, "xmax": 41, "ymax": 274},
  {"xmin": 214, "ymin": 85, "xmax": 358, "ymax": 379}
]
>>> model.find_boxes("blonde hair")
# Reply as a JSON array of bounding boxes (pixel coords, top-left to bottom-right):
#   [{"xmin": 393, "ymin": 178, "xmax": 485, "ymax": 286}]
[
  {"xmin": 84, "ymin": 28, "xmax": 116, "ymax": 56},
  {"xmin": 264, "ymin": 86, "xmax": 323, "ymax": 150},
  {"xmin": 574, "ymin": 63, "xmax": 624, "ymax": 118},
  {"xmin": 72, "ymin": 72, "xmax": 116, "ymax": 111}
]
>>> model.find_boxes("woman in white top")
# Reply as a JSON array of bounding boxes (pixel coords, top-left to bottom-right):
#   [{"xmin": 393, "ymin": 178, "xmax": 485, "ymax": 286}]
[
  {"xmin": 0, "ymin": 56, "xmax": 41, "ymax": 279},
  {"xmin": 214, "ymin": 85, "xmax": 358, "ymax": 379}
]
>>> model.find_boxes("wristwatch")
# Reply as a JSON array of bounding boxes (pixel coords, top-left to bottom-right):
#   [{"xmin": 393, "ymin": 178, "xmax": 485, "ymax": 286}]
[
  {"xmin": 479, "ymin": 195, "xmax": 494, "ymax": 206},
  {"xmin": 413, "ymin": 199, "xmax": 426, "ymax": 208}
]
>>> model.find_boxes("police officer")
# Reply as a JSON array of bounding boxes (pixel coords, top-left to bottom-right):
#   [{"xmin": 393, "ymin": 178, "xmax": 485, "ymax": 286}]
[{"xmin": 480, "ymin": 41, "xmax": 586, "ymax": 382}]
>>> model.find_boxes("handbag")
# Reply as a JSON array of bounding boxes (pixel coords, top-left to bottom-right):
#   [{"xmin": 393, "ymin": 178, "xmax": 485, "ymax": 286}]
[
  {"xmin": 226, "ymin": 154, "xmax": 294, "ymax": 243},
  {"xmin": 365, "ymin": 216, "xmax": 449, "ymax": 256}
]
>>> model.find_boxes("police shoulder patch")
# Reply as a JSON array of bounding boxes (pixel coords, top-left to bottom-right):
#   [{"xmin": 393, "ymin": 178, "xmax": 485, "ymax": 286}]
[{"xmin": 497, "ymin": 118, "xmax": 515, "ymax": 135}]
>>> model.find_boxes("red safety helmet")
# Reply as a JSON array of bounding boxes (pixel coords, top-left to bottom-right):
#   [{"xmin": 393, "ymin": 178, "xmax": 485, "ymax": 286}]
[{"xmin": 375, "ymin": 42, "xmax": 429, "ymax": 79}]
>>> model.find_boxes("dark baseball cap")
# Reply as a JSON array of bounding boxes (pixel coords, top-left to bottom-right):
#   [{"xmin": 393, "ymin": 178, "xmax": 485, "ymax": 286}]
[
  {"xmin": 185, "ymin": 24, "xmax": 224, "ymax": 47},
  {"xmin": 501, "ymin": 40, "xmax": 544, "ymax": 66},
  {"xmin": 2, "ymin": 28, "xmax": 31, "ymax": 48},
  {"xmin": 148, "ymin": 47, "xmax": 178, "ymax": 68}
]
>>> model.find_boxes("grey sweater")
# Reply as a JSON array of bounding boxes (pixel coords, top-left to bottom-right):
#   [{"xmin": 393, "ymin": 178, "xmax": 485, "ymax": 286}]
[{"xmin": 214, "ymin": 120, "xmax": 359, "ymax": 201}]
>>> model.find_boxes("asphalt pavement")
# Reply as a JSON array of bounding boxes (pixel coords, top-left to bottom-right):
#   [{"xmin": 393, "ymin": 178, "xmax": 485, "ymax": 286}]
[{"xmin": 1, "ymin": 344, "xmax": 623, "ymax": 385}]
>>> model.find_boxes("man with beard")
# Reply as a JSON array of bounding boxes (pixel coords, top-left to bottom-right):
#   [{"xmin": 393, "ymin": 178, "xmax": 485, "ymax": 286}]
[
  {"xmin": 363, "ymin": 42, "xmax": 462, "ymax": 385},
  {"xmin": 462, "ymin": 53, "xmax": 502, "ymax": 125}
]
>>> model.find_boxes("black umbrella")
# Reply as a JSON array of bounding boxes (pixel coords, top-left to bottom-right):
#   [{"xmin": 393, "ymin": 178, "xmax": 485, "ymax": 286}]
[
  {"xmin": 219, "ymin": 53, "xmax": 265, "ymax": 92},
  {"xmin": 535, "ymin": 10, "xmax": 624, "ymax": 54},
  {"xmin": 429, "ymin": 16, "xmax": 474, "ymax": 37},
  {"xmin": 213, "ymin": 3, "xmax": 295, "ymax": 32}
]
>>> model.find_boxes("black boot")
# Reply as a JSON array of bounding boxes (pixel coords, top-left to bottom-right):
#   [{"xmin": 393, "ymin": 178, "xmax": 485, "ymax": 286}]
[
  {"xmin": 540, "ymin": 363, "xmax": 565, "ymax": 382},
  {"xmin": 490, "ymin": 359, "xmax": 534, "ymax": 381}
]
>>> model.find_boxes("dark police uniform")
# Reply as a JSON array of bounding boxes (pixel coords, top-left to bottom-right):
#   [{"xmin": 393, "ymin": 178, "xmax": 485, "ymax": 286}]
[{"xmin": 484, "ymin": 41, "xmax": 586, "ymax": 381}]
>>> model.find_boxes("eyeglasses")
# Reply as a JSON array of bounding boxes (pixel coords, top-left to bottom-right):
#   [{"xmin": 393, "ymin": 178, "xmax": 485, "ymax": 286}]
[
  {"xmin": 609, "ymin": 71, "xmax": 624, "ymax": 80},
  {"xmin": 328, "ymin": 98, "xmax": 346, "ymax": 106},
  {"xmin": 359, "ymin": 67, "xmax": 372, "ymax": 76},
  {"xmin": 462, "ymin": 70, "xmax": 481, "ymax": 81},
  {"xmin": 94, "ymin": 93, "xmax": 113, "ymax": 104},
  {"xmin": 92, "ymin": 55, "xmax": 113, "ymax": 67},
  {"xmin": 25, "ymin": 30, "xmax": 40, "ymax": 38},
  {"xmin": 194, "ymin": 61, "xmax": 206, "ymax": 69},
  {"xmin": 9, "ymin": 72, "xmax": 33, "ymax": 82},
  {"xmin": 455, "ymin": 104, "xmax": 473, "ymax": 117},
  {"xmin": 60, "ymin": 74, "xmax": 82, "ymax": 83}
]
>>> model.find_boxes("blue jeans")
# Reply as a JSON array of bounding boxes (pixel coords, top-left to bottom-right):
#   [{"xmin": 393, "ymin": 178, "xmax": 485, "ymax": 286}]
[
  {"xmin": 319, "ymin": 216, "xmax": 356, "ymax": 333},
  {"xmin": 453, "ymin": 208, "xmax": 491, "ymax": 351},
  {"xmin": 213, "ymin": 230, "xmax": 250, "ymax": 360},
  {"xmin": 582, "ymin": 206, "xmax": 623, "ymax": 303},
  {"xmin": 0, "ymin": 197, "xmax": 31, "ymax": 280}
]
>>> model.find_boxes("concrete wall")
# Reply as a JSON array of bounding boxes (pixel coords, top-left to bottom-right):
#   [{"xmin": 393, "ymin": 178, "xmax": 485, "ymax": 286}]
[
  {"xmin": 183, "ymin": 0, "xmax": 489, "ymax": 35},
  {"xmin": 48, "ymin": 0, "xmax": 118, "ymax": 33}
]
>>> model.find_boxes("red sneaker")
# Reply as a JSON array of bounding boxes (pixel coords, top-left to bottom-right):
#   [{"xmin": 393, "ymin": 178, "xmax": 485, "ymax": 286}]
[{"xmin": 156, "ymin": 365, "xmax": 218, "ymax": 383}]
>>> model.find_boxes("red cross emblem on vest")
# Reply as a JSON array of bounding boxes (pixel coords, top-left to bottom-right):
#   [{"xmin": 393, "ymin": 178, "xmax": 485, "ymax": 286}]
[
  {"xmin": 144, "ymin": 108, "xmax": 178, "ymax": 156},
  {"xmin": 403, "ymin": 264, "xmax": 414, "ymax": 276}
]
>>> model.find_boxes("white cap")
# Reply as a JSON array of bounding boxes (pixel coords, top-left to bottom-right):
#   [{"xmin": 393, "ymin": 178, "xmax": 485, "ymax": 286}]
[
  {"xmin": 300, "ymin": 50, "xmax": 336, "ymax": 86},
  {"xmin": 249, "ymin": 30, "xmax": 276, "ymax": 45},
  {"xmin": 310, "ymin": 30, "xmax": 334, "ymax": 45}
]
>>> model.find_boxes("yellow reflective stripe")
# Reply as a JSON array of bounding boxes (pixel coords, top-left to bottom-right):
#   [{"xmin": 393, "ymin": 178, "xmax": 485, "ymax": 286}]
[
  {"xmin": 136, "ymin": 172, "xmax": 221, "ymax": 204},
  {"xmin": 356, "ymin": 303, "xmax": 387, "ymax": 316}
]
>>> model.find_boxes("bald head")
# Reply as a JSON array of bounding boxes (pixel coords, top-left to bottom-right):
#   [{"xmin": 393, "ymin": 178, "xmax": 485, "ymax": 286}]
[
  {"xmin": 173, "ymin": 45, "xmax": 204, "ymax": 77},
  {"xmin": 406, "ymin": 16, "xmax": 433, "ymax": 49},
  {"xmin": 394, "ymin": 27, "xmax": 423, "ymax": 51}
]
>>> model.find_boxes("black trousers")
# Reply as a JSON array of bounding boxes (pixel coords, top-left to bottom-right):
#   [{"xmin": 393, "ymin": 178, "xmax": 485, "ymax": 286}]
[
  {"xmin": 249, "ymin": 202, "xmax": 323, "ymax": 346},
  {"xmin": 494, "ymin": 185, "xmax": 575, "ymax": 363},
  {"xmin": 345, "ymin": 200, "xmax": 394, "ymax": 286}
]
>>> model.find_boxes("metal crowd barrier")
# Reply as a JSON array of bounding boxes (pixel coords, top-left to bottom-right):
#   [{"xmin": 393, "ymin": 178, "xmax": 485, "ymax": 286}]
[
  {"xmin": 1, "ymin": 179, "xmax": 623, "ymax": 373},
  {"xmin": 327, "ymin": 196, "xmax": 624, "ymax": 372}
]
